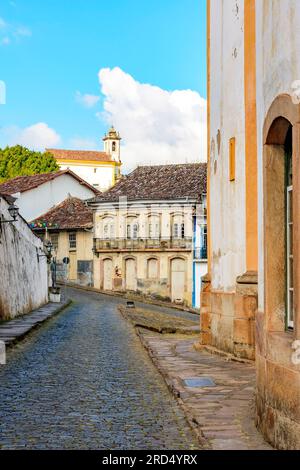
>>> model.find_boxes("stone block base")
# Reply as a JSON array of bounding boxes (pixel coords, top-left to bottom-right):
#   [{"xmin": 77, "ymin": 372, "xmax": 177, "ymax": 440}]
[{"xmin": 200, "ymin": 272, "xmax": 258, "ymax": 361}]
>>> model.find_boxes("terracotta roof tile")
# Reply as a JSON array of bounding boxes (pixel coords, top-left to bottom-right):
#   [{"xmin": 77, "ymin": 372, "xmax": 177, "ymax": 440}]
[
  {"xmin": 90, "ymin": 163, "xmax": 207, "ymax": 203},
  {"xmin": 31, "ymin": 197, "xmax": 93, "ymax": 231},
  {"xmin": 0, "ymin": 170, "xmax": 101, "ymax": 195},
  {"xmin": 47, "ymin": 149, "xmax": 112, "ymax": 162}
]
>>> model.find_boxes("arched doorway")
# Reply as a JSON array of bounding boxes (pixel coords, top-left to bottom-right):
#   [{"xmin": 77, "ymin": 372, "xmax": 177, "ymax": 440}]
[
  {"xmin": 256, "ymin": 94, "xmax": 300, "ymax": 449},
  {"xmin": 264, "ymin": 117, "xmax": 294, "ymax": 332},
  {"xmin": 103, "ymin": 258, "xmax": 113, "ymax": 291},
  {"xmin": 125, "ymin": 258, "xmax": 137, "ymax": 291},
  {"xmin": 170, "ymin": 258, "xmax": 185, "ymax": 303}
]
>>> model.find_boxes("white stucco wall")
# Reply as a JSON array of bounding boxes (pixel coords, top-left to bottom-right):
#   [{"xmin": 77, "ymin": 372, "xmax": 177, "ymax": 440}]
[
  {"xmin": 13, "ymin": 174, "xmax": 97, "ymax": 221},
  {"xmin": 210, "ymin": 0, "xmax": 246, "ymax": 291},
  {"xmin": 255, "ymin": 0, "xmax": 300, "ymax": 310},
  {"xmin": 0, "ymin": 196, "xmax": 48, "ymax": 320},
  {"xmin": 59, "ymin": 163, "xmax": 115, "ymax": 191}
]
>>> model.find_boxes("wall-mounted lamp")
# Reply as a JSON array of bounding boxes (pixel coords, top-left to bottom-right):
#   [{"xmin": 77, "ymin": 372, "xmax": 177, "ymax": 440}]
[
  {"xmin": 0, "ymin": 203, "xmax": 19, "ymax": 225},
  {"xmin": 37, "ymin": 240, "xmax": 53, "ymax": 263}
]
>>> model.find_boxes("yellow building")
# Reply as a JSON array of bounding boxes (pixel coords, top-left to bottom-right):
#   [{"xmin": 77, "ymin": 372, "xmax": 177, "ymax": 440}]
[
  {"xmin": 204, "ymin": 0, "xmax": 300, "ymax": 449},
  {"xmin": 31, "ymin": 197, "xmax": 94, "ymax": 286},
  {"xmin": 47, "ymin": 127, "xmax": 122, "ymax": 192}
]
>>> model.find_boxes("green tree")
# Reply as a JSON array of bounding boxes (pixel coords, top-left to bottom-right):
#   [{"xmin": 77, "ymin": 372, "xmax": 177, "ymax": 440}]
[{"xmin": 0, "ymin": 145, "xmax": 59, "ymax": 182}]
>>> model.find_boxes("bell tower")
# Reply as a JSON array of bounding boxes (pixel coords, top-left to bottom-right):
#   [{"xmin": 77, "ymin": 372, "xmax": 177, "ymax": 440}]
[{"xmin": 103, "ymin": 126, "xmax": 121, "ymax": 162}]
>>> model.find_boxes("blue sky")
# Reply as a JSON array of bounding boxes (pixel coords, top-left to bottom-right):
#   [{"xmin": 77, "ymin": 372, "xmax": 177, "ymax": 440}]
[{"xmin": 0, "ymin": 0, "xmax": 207, "ymax": 167}]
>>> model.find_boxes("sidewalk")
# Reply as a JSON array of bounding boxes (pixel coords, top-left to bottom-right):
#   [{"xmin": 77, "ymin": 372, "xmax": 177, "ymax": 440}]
[
  {"xmin": 137, "ymin": 329, "xmax": 273, "ymax": 450},
  {"xmin": 0, "ymin": 299, "xmax": 72, "ymax": 347}
]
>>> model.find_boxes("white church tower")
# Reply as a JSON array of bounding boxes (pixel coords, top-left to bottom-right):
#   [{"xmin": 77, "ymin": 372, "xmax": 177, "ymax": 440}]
[{"xmin": 103, "ymin": 126, "xmax": 122, "ymax": 163}]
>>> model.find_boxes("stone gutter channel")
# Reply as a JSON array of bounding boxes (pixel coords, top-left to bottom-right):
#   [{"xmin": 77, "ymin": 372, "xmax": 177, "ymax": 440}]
[{"xmin": 0, "ymin": 299, "xmax": 72, "ymax": 348}]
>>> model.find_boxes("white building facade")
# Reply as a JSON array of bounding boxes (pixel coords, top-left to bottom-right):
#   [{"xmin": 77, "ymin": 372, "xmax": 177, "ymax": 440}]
[
  {"xmin": 0, "ymin": 170, "xmax": 99, "ymax": 221},
  {"xmin": 48, "ymin": 127, "xmax": 122, "ymax": 192}
]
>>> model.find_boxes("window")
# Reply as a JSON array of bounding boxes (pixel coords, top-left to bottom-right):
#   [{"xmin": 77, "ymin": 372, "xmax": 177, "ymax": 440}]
[
  {"xmin": 148, "ymin": 215, "xmax": 160, "ymax": 239},
  {"xmin": 286, "ymin": 130, "xmax": 294, "ymax": 329},
  {"xmin": 173, "ymin": 223, "xmax": 179, "ymax": 239},
  {"xmin": 181, "ymin": 223, "xmax": 185, "ymax": 239},
  {"xmin": 126, "ymin": 218, "xmax": 138, "ymax": 239},
  {"xmin": 50, "ymin": 233, "xmax": 59, "ymax": 251},
  {"xmin": 69, "ymin": 232, "xmax": 77, "ymax": 249},
  {"xmin": 94, "ymin": 168, "xmax": 97, "ymax": 173},
  {"xmin": 133, "ymin": 224, "xmax": 138, "ymax": 239},
  {"xmin": 112, "ymin": 142, "xmax": 116, "ymax": 152},
  {"xmin": 172, "ymin": 214, "xmax": 184, "ymax": 239},
  {"xmin": 104, "ymin": 224, "xmax": 109, "ymax": 239},
  {"xmin": 103, "ymin": 218, "xmax": 115, "ymax": 239}
]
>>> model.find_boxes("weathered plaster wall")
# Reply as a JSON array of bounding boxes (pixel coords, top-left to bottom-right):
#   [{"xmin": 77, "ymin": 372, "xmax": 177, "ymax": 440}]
[
  {"xmin": 210, "ymin": 0, "xmax": 246, "ymax": 292},
  {"xmin": 15, "ymin": 174, "xmax": 97, "ymax": 221},
  {"xmin": 94, "ymin": 251, "xmax": 194, "ymax": 306},
  {"xmin": 0, "ymin": 197, "xmax": 48, "ymax": 320},
  {"xmin": 255, "ymin": 0, "xmax": 300, "ymax": 449},
  {"xmin": 256, "ymin": 0, "xmax": 300, "ymax": 311}
]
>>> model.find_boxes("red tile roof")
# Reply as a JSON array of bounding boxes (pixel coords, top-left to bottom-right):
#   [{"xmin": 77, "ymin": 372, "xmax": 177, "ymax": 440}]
[
  {"xmin": 31, "ymin": 197, "xmax": 93, "ymax": 230},
  {"xmin": 90, "ymin": 163, "xmax": 207, "ymax": 203},
  {"xmin": 0, "ymin": 170, "xmax": 101, "ymax": 195},
  {"xmin": 47, "ymin": 148, "xmax": 112, "ymax": 162}
]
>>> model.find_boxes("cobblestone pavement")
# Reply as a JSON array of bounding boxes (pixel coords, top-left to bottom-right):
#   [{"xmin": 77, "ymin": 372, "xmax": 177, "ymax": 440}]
[
  {"xmin": 138, "ymin": 331, "xmax": 273, "ymax": 450},
  {"xmin": 0, "ymin": 287, "xmax": 199, "ymax": 450}
]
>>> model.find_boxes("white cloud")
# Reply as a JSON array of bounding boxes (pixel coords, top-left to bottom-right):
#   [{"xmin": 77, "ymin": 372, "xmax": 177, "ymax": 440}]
[
  {"xmin": 0, "ymin": 122, "xmax": 61, "ymax": 150},
  {"xmin": 0, "ymin": 16, "xmax": 31, "ymax": 46},
  {"xmin": 98, "ymin": 67, "xmax": 207, "ymax": 172},
  {"xmin": 75, "ymin": 91, "xmax": 100, "ymax": 108}
]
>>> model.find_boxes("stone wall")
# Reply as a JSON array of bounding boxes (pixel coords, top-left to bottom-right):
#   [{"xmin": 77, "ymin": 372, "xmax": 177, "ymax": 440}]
[
  {"xmin": 200, "ymin": 273, "xmax": 257, "ymax": 360},
  {"xmin": 0, "ymin": 196, "xmax": 48, "ymax": 320}
]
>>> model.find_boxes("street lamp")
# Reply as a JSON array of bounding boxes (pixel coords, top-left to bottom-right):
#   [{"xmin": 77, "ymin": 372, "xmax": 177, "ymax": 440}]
[
  {"xmin": 0, "ymin": 203, "xmax": 19, "ymax": 225},
  {"xmin": 37, "ymin": 240, "xmax": 53, "ymax": 262}
]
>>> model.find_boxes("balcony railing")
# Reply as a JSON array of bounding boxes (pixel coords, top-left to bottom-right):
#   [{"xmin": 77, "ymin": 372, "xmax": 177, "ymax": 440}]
[
  {"xmin": 93, "ymin": 237, "xmax": 193, "ymax": 252},
  {"xmin": 194, "ymin": 247, "xmax": 208, "ymax": 261}
]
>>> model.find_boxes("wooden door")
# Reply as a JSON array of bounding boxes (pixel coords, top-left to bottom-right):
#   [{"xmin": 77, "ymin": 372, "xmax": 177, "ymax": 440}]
[
  {"xmin": 125, "ymin": 258, "xmax": 137, "ymax": 291},
  {"xmin": 171, "ymin": 258, "xmax": 185, "ymax": 303},
  {"xmin": 103, "ymin": 259, "xmax": 113, "ymax": 291},
  {"xmin": 69, "ymin": 252, "xmax": 77, "ymax": 281}
]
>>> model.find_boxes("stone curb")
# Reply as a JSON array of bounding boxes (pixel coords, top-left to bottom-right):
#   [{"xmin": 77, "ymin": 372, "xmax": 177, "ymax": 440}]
[
  {"xmin": 118, "ymin": 306, "xmax": 200, "ymax": 335},
  {"xmin": 58, "ymin": 282, "xmax": 200, "ymax": 316},
  {"xmin": 0, "ymin": 299, "xmax": 72, "ymax": 348},
  {"xmin": 136, "ymin": 328, "xmax": 210, "ymax": 449}
]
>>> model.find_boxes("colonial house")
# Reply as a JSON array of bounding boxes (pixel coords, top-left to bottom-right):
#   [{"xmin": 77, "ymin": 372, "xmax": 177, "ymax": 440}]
[
  {"xmin": 31, "ymin": 197, "xmax": 94, "ymax": 286},
  {"xmin": 0, "ymin": 192, "xmax": 48, "ymax": 320},
  {"xmin": 203, "ymin": 0, "xmax": 300, "ymax": 449},
  {"xmin": 88, "ymin": 164, "xmax": 207, "ymax": 308},
  {"xmin": 0, "ymin": 169, "xmax": 99, "ymax": 221},
  {"xmin": 47, "ymin": 127, "xmax": 122, "ymax": 192}
]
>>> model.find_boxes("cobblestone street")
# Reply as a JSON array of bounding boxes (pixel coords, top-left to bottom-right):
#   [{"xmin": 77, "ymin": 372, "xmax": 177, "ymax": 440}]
[{"xmin": 0, "ymin": 288, "xmax": 199, "ymax": 450}]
